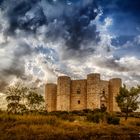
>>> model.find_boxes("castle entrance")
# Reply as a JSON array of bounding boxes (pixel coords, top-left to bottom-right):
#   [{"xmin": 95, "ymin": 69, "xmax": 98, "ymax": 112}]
[{"xmin": 100, "ymin": 94, "xmax": 107, "ymax": 111}]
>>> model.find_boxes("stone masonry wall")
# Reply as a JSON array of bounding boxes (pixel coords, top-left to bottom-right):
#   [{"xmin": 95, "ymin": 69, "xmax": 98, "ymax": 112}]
[
  {"xmin": 70, "ymin": 80, "xmax": 87, "ymax": 111},
  {"xmin": 45, "ymin": 84, "xmax": 57, "ymax": 112},
  {"xmin": 87, "ymin": 73, "xmax": 101, "ymax": 110},
  {"xmin": 45, "ymin": 73, "xmax": 122, "ymax": 112},
  {"xmin": 57, "ymin": 76, "xmax": 71, "ymax": 111},
  {"xmin": 109, "ymin": 78, "xmax": 122, "ymax": 112}
]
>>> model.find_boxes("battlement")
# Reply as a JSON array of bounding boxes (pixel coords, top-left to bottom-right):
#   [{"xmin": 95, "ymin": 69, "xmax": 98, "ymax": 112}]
[{"xmin": 45, "ymin": 73, "xmax": 122, "ymax": 112}]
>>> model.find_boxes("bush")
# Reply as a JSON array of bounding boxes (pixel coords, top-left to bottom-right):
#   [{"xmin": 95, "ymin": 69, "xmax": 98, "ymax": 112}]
[
  {"xmin": 70, "ymin": 110, "xmax": 84, "ymax": 116},
  {"xmin": 49, "ymin": 111, "xmax": 69, "ymax": 116},
  {"xmin": 93, "ymin": 108, "xmax": 101, "ymax": 113},
  {"xmin": 107, "ymin": 115, "xmax": 120, "ymax": 125},
  {"xmin": 83, "ymin": 109, "xmax": 93, "ymax": 114},
  {"xmin": 87, "ymin": 113, "xmax": 101, "ymax": 123}
]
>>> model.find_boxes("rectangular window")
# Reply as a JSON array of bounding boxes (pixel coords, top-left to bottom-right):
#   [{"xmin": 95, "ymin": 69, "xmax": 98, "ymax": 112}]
[{"xmin": 78, "ymin": 100, "xmax": 80, "ymax": 104}]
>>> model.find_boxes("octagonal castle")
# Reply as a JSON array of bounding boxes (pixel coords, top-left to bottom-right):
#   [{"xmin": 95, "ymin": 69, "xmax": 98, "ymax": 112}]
[{"xmin": 45, "ymin": 73, "xmax": 122, "ymax": 112}]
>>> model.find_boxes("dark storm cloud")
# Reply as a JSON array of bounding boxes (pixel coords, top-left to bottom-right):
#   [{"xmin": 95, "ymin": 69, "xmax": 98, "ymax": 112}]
[
  {"xmin": 0, "ymin": 0, "xmax": 4, "ymax": 5},
  {"xmin": 3, "ymin": 0, "xmax": 46, "ymax": 34},
  {"xmin": 0, "ymin": 0, "xmax": 102, "ymax": 91},
  {"xmin": 1, "ymin": 0, "xmax": 100, "ymax": 51}
]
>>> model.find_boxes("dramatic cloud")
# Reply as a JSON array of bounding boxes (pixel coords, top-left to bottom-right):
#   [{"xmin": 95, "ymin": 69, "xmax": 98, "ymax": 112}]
[{"xmin": 0, "ymin": 0, "xmax": 140, "ymax": 94}]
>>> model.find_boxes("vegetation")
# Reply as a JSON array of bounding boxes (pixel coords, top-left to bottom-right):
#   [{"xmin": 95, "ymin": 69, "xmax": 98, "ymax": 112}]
[
  {"xmin": 26, "ymin": 90, "xmax": 44, "ymax": 111},
  {"xmin": 116, "ymin": 84, "xmax": 140, "ymax": 120},
  {"xmin": 5, "ymin": 83, "xmax": 45, "ymax": 114},
  {"xmin": 0, "ymin": 83, "xmax": 139, "ymax": 139},
  {"xmin": 107, "ymin": 114, "xmax": 120, "ymax": 125},
  {"xmin": 0, "ymin": 111, "xmax": 140, "ymax": 140}
]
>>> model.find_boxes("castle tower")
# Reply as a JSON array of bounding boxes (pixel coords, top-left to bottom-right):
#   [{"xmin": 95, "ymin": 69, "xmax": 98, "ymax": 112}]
[
  {"xmin": 87, "ymin": 73, "xmax": 101, "ymax": 110},
  {"xmin": 70, "ymin": 80, "xmax": 87, "ymax": 111},
  {"xmin": 45, "ymin": 84, "xmax": 57, "ymax": 112},
  {"xmin": 57, "ymin": 76, "xmax": 71, "ymax": 111},
  {"xmin": 109, "ymin": 78, "xmax": 122, "ymax": 112}
]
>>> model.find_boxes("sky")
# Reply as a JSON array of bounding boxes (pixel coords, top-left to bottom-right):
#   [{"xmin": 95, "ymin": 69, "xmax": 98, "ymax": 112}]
[{"xmin": 0, "ymin": 0, "xmax": 140, "ymax": 99}]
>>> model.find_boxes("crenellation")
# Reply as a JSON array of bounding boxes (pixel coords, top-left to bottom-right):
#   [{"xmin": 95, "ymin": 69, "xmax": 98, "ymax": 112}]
[{"xmin": 45, "ymin": 73, "xmax": 122, "ymax": 112}]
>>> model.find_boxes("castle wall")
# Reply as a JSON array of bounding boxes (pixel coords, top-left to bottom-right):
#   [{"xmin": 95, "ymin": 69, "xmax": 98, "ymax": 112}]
[
  {"xmin": 100, "ymin": 80, "xmax": 109, "ymax": 111},
  {"xmin": 70, "ymin": 80, "xmax": 87, "ymax": 111},
  {"xmin": 45, "ymin": 73, "xmax": 122, "ymax": 112},
  {"xmin": 87, "ymin": 73, "xmax": 101, "ymax": 110},
  {"xmin": 57, "ymin": 76, "xmax": 71, "ymax": 111},
  {"xmin": 45, "ymin": 84, "xmax": 57, "ymax": 112},
  {"xmin": 109, "ymin": 78, "xmax": 122, "ymax": 112}
]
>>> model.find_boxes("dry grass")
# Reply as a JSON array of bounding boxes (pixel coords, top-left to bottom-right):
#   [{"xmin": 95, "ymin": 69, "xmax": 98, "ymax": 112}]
[{"xmin": 0, "ymin": 113, "xmax": 140, "ymax": 140}]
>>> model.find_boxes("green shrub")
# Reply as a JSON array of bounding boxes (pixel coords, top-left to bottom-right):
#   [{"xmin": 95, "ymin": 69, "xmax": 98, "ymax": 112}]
[
  {"xmin": 87, "ymin": 113, "xmax": 100, "ymax": 123},
  {"xmin": 107, "ymin": 115, "xmax": 120, "ymax": 125}
]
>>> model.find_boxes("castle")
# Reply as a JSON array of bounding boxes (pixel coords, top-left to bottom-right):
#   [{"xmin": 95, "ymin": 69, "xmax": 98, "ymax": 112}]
[{"xmin": 45, "ymin": 73, "xmax": 122, "ymax": 112}]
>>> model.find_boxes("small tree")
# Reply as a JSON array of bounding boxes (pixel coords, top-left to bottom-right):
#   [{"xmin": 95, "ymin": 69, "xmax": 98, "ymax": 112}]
[
  {"xmin": 26, "ymin": 90, "xmax": 44, "ymax": 112},
  {"xmin": 6, "ymin": 83, "xmax": 28, "ymax": 114},
  {"xmin": 116, "ymin": 84, "xmax": 140, "ymax": 120}
]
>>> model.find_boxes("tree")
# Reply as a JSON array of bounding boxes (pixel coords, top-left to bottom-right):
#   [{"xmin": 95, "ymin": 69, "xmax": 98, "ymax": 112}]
[
  {"xmin": 116, "ymin": 84, "xmax": 140, "ymax": 120},
  {"xmin": 6, "ymin": 83, "xmax": 45, "ymax": 114},
  {"xmin": 26, "ymin": 90, "xmax": 45, "ymax": 112},
  {"xmin": 6, "ymin": 83, "xmax": 28, "ymax": 114}
]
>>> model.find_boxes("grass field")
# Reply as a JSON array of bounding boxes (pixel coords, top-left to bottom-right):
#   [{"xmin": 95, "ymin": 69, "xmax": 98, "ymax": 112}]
[{"xmin": 0, "ymin": 113, "xmax": 140, "ymax": 140}]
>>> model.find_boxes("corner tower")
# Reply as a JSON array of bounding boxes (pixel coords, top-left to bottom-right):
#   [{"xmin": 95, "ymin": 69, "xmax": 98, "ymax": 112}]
[
  {"xmin": 87, "ymin": 73, "xmax": 101, "ymax": 110},
  {"xmin": 109, "ymin": 78, "xmax": 122, "ymax": 112},
  {"xmin": 57, "ymin": 76, "xmax": 71, "ymax": 111},
  {"xmin": 45, "ymin": 84, "xmax": 57, "ymax": 112}
]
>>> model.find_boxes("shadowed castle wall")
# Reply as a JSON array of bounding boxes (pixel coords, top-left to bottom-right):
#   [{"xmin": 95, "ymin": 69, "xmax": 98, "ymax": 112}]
[
  {"xmin": 70, "ymin": 80, "xmax": 87, "ymax": 110},
  {"xmin": 87, "ymin": 73, "xmax": 101, "ymax": 110},
  {"xmin": 109, "ymin": 78, "xmax": 122, "ymax": 112},
  {"xmin": 57, "ymin": 76, "xmax": 71, "ymax": 111},
  {"xmin": 45, "ymin": 84, "xmax": 57, "ymax": 112}
]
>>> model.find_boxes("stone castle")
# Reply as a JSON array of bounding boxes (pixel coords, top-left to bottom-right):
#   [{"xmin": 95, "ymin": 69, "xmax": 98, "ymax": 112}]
[{"xmin": 45, "ymin": 73, "xmax": 122, "ymax": 112}]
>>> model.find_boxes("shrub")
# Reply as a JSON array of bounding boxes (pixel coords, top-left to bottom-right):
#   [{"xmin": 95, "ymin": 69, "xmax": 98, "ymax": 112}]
[
  {"xmin": 49, "ymin": 111, "xmax": 69, "ymax": 116},
  {"xmin": 87, "ymin": 113, "xmax": 100, "ymax": 123},
  {"xmin": 93, "ymin": 108, "xmax": 101, "ymax": 113},
  {"xmin": 70, "ymin": 110, "xmax": 84, "ymax": 116},
  {"xmin": 107, "ymin": 115, "xmax": 120, "ymax": 125},
  {"xmin": 83, "ymin": 109, "xmax": 93, "ymax": 114}
]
